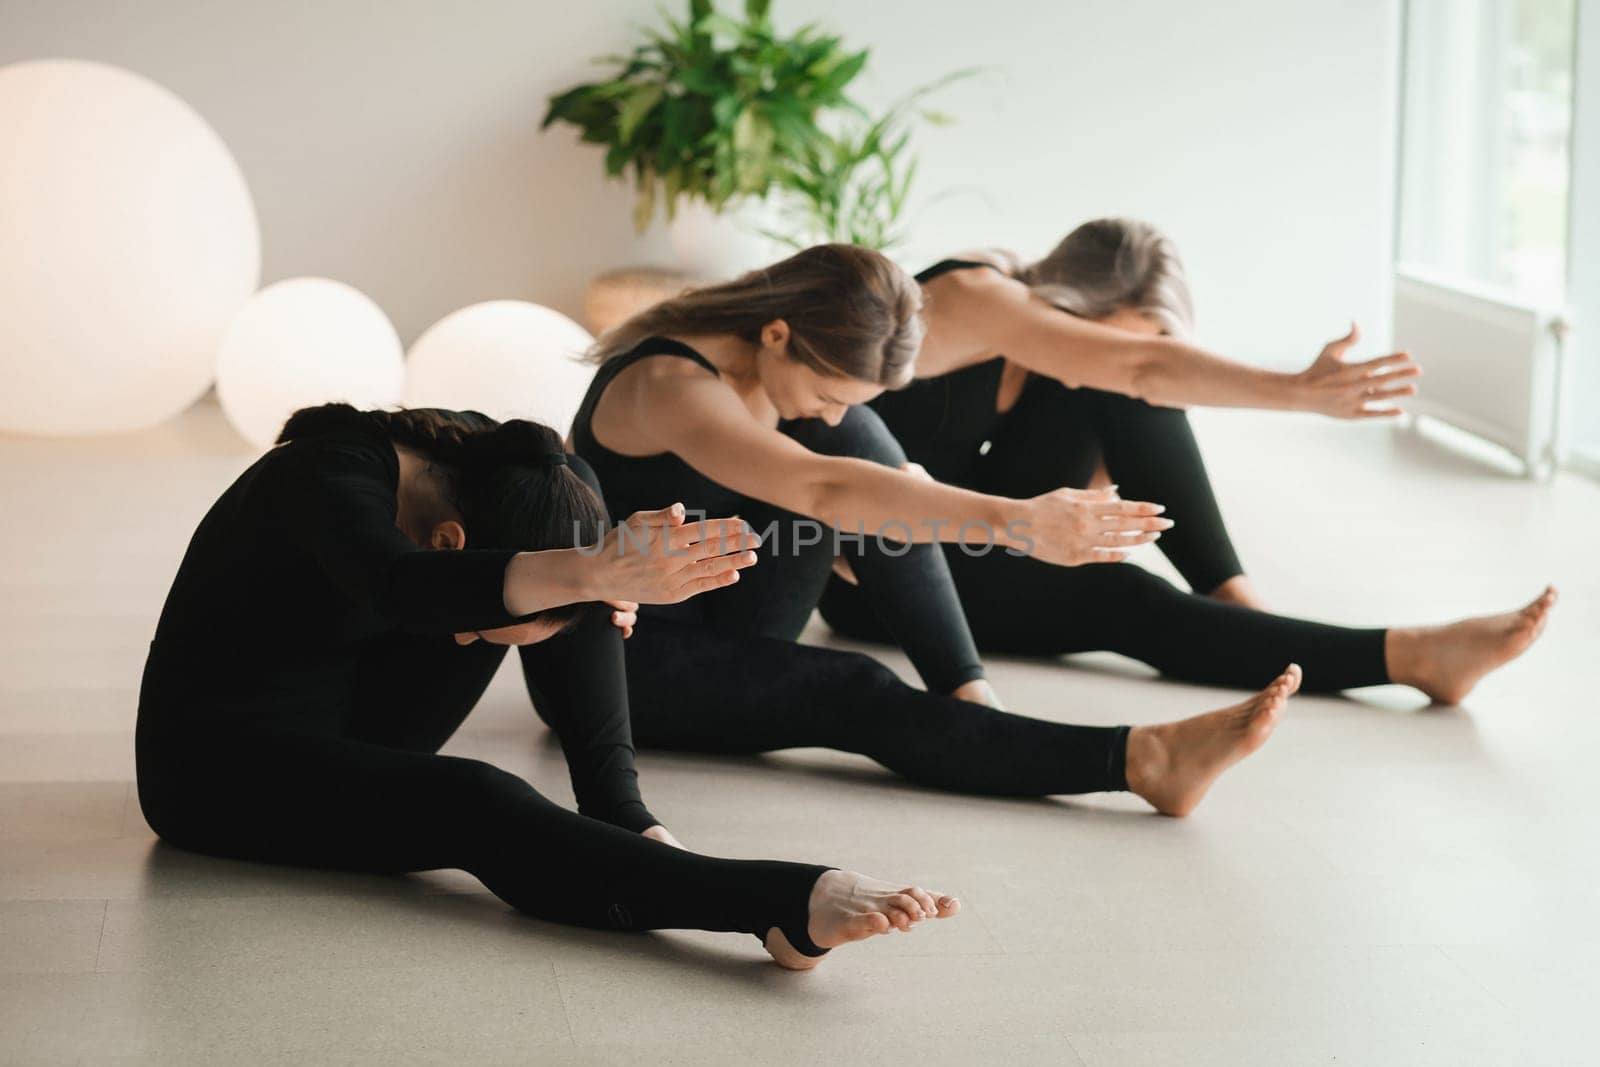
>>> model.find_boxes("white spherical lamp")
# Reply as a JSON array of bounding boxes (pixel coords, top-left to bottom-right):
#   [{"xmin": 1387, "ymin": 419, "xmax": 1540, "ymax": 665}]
[
  {"xmin": 215, "ymin": 278, "xmax": 404, "ymax": 449},
  {"xmin": 0, "ymin": 59, "xmax": 260, "ymax": 435},
  {"xmin": 403, "ymin": 301, "xmax": 596, "ymax": 435}
]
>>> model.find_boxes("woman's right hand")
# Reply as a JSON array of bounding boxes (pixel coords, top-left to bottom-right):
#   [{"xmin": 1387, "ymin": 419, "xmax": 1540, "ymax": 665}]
[
  {"xmin": 1019, "ymin": 486, "xmax": 1172, "ymax": 566},
  {"xmin": 587, "ymin": 502, "xmax": 762, "ymax": 604},
  {"xmin": 1294, "ymin": 323, "xmax": 1421, "ymax": 419}
]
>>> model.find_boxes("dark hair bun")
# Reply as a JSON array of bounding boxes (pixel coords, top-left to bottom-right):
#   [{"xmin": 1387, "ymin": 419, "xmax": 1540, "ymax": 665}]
[
  {"xmin": 275, "ymin": 403, "xmax": 378, "ymax": 444},
  {"xmin": 460, "ymin": 419, "xmax": 567, "ymax": 469}
]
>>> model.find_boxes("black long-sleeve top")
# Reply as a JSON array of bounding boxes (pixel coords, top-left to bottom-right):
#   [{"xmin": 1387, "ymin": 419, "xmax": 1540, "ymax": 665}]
[{"xmin": 142, "ymin": 419, "xmax": 657, "ymax": 831}]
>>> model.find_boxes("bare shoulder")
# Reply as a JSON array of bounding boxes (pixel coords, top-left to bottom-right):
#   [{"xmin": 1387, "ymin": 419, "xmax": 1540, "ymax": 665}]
[
  {"xmin": 608, "ymin": 350, "xmax": 721, "ymax": 400},
  {"xmin": 592, "ymin": 351, "xmax": 727, "ymax": 454},
  {"xmin": 918, "ymin": 260, "xmax": 1032, "ymax": 374}
]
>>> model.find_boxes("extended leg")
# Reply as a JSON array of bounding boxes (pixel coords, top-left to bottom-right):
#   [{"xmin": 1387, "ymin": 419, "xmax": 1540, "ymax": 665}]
[
  {"xmin": 136, "ymin": 717, "xmax": 827, "ymax": 941},
  {"xmin": 624, "ymin": 619, "xmax": 1127, "ymax": 796},
  {"xmin": 624, "ymin": 619, "xmax": 1301, "ymax": 816},
  {"xmin": 824, "ymin": 549, "xmax": 1388, "ymax": 693}
]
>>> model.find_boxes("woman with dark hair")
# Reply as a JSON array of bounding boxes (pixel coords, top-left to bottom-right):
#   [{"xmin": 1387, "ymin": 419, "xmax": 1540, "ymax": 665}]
[
  {"xmin": 573, "ymin": 243, "xmax": 1306, "ymax": 819},
  {"xmin": 135, "ymin": 402, "xmax": 958, "ymax": 970},
  {"xmin": 817, "ymin": 220, "xmax": 1555, "ymax": 701}
]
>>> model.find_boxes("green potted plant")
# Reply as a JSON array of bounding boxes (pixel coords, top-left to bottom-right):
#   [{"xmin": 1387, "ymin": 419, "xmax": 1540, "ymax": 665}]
[
  {"xmin": 543, "ymin": 0, "xmax": 868, "ymax": 274},
  {"xmin": 770, "ymin": 70, "xmax": 975, "ymax": 253}
]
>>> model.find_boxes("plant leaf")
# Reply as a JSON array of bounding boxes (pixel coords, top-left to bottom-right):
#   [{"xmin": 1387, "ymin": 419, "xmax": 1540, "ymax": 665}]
[{"xmin": 617, "ymin": 83, "xmax": 665, "ymax": 143}]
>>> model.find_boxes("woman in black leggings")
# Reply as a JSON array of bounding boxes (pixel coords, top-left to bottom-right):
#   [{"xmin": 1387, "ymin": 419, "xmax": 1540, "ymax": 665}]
[
  {"xmin": 571, "ymin": 243, "xmax": 1306, "ymax": 819},
  {"xmin": 818, "ymin": 220, "xmax": 1555, "ymax": 702},
  {"xmin": 135, "ymin": 402, "xmax": 958, "ymax": 971}
]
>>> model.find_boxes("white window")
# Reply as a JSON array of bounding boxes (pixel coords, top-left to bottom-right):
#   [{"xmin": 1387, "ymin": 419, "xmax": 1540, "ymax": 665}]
[
  {"xmin": 1395, "ymin": 0, "xmax": 1600, "ymax": 476},
  {"xmin": 1399, "ymin": 0, "xmax": 1575, "ymax": 301}
]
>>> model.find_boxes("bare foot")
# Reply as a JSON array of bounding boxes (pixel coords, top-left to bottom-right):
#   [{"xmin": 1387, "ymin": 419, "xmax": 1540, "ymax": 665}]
[
  {"xmin": 1125, "ymin": 664, "xmax": 1302, "ymax": 817},
  {"xmin": 1208, "ymin": 575, "xmax": 1268, "ymax": 611},
  {"xmin": 1387, "ymin": 586, "xmax": 1557, "ymax": 704},
  {"xmin": 763, "ymin": 869, "xmax": 960, "ymax": 971}
]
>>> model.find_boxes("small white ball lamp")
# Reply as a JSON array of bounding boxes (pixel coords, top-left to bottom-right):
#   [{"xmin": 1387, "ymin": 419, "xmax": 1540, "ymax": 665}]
[
  {"xmin": 402, "ymin": 301, "xmax": 596, "ymax": 436},
  {"xmin": 0, "ymin": 59, "xmax": 261, "ymax": 435},
  {"xmin": 215, "ymin": 278, "xmax": 405, "ymax": 449}
]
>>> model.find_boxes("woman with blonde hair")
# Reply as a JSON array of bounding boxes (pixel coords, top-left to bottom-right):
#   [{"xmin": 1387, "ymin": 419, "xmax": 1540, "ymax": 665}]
[{"xmin": 817, "ymin": 219, "xmax": 1554, "ymax": 702}]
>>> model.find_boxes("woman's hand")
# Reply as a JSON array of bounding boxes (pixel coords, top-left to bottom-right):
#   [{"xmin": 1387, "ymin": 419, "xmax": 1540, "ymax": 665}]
[
  {"xmin": 641, "ymin": 824, "xmax": 684, "ymax": 849},
  {"xmin": 587, "ymin": 503, "xmax": 762, "ymax": 605},
  {"xmin": 1020, "ymin": 485, "xmax": 1172, "ymax": 566},
  {"xmin": 1294, "ymin": 323, "xmax": 1421, "ymax": 419},
  {"xmin": 604, "ymin": 600, "xmax": 638, "ymax": 638}
]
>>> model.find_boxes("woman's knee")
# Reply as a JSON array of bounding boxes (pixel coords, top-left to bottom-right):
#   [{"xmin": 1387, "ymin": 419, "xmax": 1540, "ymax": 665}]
[
  {"xmin": 785, "ymin": 405, "xmax": 907, "ymax": 468},
  {"xmin": 831, "ymin": 648, "xmax": 907, "ymax": 697},
  {"xmin": 432, "ymin": 755, "xmax": 526, "ymax": 801}
]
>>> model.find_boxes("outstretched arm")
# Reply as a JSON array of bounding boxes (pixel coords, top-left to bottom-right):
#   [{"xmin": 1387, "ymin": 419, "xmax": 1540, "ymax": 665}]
[
  {"xmin": 617, "ymin": 360, "xmax": 1170, "ymax": 567},
  {"xmin": 501, "ymin": 503, "xmax": 761, "ymax": 617},
  {"xmin": 279, "ymin": 430, "xmax": 760, "ymax": 632},
  {"xmin": 931, "ymin": 269, "xmax": 1420, "ymax": 417}
]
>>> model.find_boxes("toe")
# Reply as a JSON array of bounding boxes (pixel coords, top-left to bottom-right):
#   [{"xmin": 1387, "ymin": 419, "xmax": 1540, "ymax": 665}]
[
  {"xmin": 894, "ymin": 891, "xmax": 926, "ymax": 917},
  {"xmin": 906, "ymin": 886, "xmax": 939, "ymax": 917},
  {"xmin": 889, "ymin": 893, "xmax": 925, "ymax": 925},
  {"xmin": 935, "ymin": 895, "xmax": 961, "ymax": 917},
  {"xmin": 863, "ymin": 912, "xmax": 892, "ymax": 936}
]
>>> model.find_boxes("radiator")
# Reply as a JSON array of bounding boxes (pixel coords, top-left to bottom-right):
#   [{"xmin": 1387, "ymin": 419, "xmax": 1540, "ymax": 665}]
[{"xmin": 1391, "ymin": 263, "xmax": 1570, "ymax": 475}]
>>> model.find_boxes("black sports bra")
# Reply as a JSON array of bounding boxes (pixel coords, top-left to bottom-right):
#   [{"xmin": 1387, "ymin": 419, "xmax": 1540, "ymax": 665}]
[
  {"xmin": 914, "ymin": 258, "xmax": 1004, "ymax": 284},
  {"xmin": 569, "ymin": 335, "xmax": 750, "ymax": 531},
  {"xmin": 865, "ymin": 260, "xmax": 1014, "ymax": 483}
]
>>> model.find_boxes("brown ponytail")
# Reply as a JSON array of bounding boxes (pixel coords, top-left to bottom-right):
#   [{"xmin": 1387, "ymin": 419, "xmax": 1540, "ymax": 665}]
[{"xmin": 590, "ymin": 243, "xmax": 924, "ymax": 390}]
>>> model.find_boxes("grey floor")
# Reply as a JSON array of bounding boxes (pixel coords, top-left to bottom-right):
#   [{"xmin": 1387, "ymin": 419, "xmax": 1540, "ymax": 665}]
[{"xmin": 2, "ymin": 398, "xmax": 1597, "ymax": 1065}]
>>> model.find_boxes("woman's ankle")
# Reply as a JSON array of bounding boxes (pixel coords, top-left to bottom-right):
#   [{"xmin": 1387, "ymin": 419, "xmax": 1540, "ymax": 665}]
[
  {"xmin": 1122, "ymin": 724, "xmax": 1165, "ymax": 799},
  {"xmin": 1384, "ymin": 627, "xmax": 1420, "ymax": 687},
  {"xmin": 1208, "ymin": 575, "xmax": 1265, "ymax": 610},
  {"xmin": 951, "ymin": 678, "xmax": 1002, "ymax": 708}
]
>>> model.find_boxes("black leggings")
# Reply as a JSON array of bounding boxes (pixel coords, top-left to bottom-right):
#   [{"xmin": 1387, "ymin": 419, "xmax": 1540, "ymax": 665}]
[
  {"xmin": 135, "ymin": 617, "xmax": 827, "ymax": 946},
  {"xmin": 823, "ymin": 378, "xmax": 1390, "ymax": 693},
  {"xmin": 623, "ymin": 619, "xmax": 1127, "ymax": 796},
  {"xmin": 693, "ymin": 405, "xmax": 985, "ymax": 695},
  {"xmin": 622, "ymin": 404, "xmax": 1130, "ymax": 797}
]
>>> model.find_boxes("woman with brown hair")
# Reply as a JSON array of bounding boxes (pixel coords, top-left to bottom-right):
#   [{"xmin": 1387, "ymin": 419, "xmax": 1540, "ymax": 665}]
[
  {"xmin": 572, "ymin": 242, "xmax": 1306, "ymax": 819},
  {"xmin": 818, "ymin": 220, "xmax": 1555, "ymax": 702}
]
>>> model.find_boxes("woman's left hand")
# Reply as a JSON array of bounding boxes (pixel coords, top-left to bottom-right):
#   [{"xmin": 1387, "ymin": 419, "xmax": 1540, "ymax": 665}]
[
  {"xmin": 641, "ymin": 824, "xmax": 684, "ymax": 849},
  {"xmin": 1295, "ymin": 322, "xmax": 1422, "ymax": 419},
  {"xmin": 604, "ymin": 600, "xmax": 638, "ymax": 639}
]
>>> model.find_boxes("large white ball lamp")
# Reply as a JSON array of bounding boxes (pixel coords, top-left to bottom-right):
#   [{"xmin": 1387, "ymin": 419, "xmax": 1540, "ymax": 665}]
[
  {"xmin": 215, "ymin": 278, "xmax": 405, "ymax": 449},
  {"xmin": 402, "ymin": 301, "xmax": 596, "ymax": 436},
  {"xmin": 0, "ymin": 59, "xmax": 260, "ymax": 435}
]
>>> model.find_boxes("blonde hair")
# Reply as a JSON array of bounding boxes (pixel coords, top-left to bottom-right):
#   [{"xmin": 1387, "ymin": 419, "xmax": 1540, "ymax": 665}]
[
  {"xmin": 590, "ymin": 243, "xmax": 924, "ymax": 389},
  {"xmin": 979, "ymin": 217, "xmax": 1195, "ymax": 337}
]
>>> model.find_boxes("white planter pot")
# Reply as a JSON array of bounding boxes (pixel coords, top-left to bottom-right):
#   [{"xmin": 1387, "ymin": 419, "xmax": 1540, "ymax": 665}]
[{"xmin": 666, "ymin": 197, "xmax": 786, "ymax": 279}]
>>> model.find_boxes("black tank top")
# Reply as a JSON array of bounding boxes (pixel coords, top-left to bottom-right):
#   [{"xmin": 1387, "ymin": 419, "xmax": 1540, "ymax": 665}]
[
  {"xmin": 569, "ymin": 336, "xmax": 749, "ymax": 525},
  {"xmin": 866, "ymin": 259, "xmax": 1011, "ymax": 485}
]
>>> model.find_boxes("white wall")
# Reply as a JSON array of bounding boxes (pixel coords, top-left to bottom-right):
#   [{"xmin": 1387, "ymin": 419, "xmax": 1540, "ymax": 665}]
[{"xmin": 0, "ymin": 0, "xmax": 1399, "ymax": 363}]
